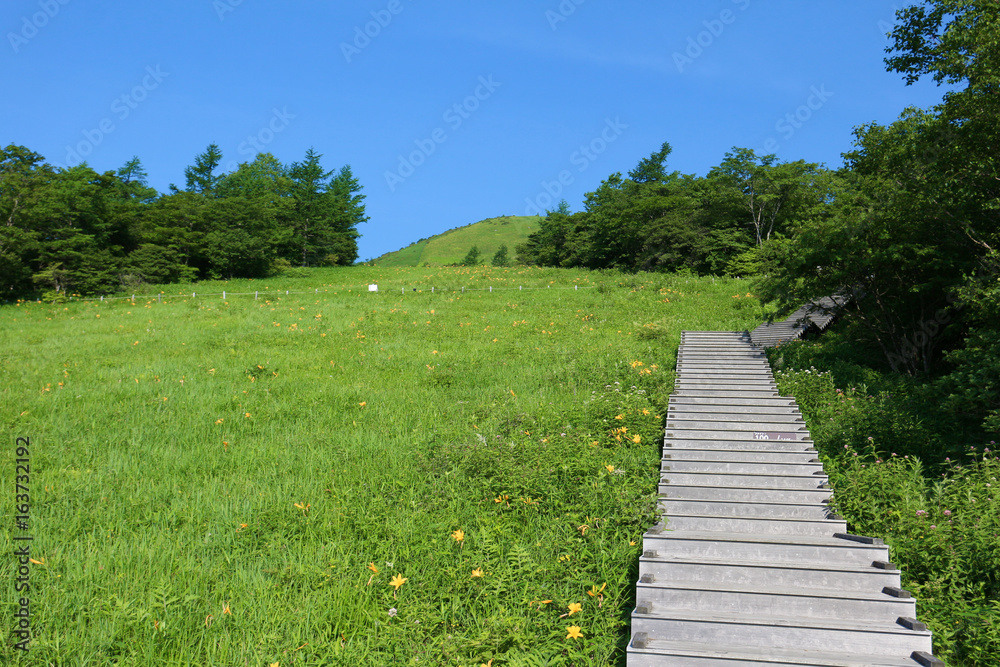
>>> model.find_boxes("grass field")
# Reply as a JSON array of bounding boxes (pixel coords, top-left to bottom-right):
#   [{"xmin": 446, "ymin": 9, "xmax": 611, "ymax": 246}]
[
  {"xmin": 0, "ymin": 267, "xmax": 764, "ymax": 666},
  {"xmin": 372, "ymin": 216, "xmax": 542, "ymax": 267}
]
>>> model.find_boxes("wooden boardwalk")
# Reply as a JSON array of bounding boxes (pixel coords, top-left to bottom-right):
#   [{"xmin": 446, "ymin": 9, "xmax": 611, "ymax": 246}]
[
  {"xmin": 749, "ymin": 295, "xmax": 848, "ymax": 348},
  {"xmin": 626, "ymin": 331, "xmax": 942, "ymax": 666}
]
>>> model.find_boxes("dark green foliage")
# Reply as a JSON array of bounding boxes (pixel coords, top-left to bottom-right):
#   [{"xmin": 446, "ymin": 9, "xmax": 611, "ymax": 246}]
[
  {"xmin": 0, "ymin": 144, "xmax": 367, "ymax": 298},
  {"xmin": 184, "ymin": 143, "xmax": 223, "ymax": 196},
  {"xmin": 627, "ymin": 141, "xmax": 673, "ymax": 184},
  {"xmin": 326, "ymin": 164, "xmax": 367, "ymax": 265},
  {"xmin": 707, "ymin": 148, "xmax": 831, "ymax": 247},
  {"xmin": 491, "ymin": 243, "xmax": 509, "ymax": 267},
  {"xmin": 460, "ymin": 245, "xmax": 481, "ymax": 267},
  {"xmin": 125, "ymin": 244, "xmax": 197, "ymax": 285},
  {"xmin": 774, "ymin": 346, "xmax": 1000, "ymax": 663},
  {"xmin": 517, "ymin": 142, "xmax": 830, "ymax": 275},
  {"xmin": 758, "ymin": 1, "xmax": 1000, "ymax": 376},
  {"xmin": 937, "ymin": 264, "xmax": 1000, "ymax": 434}
]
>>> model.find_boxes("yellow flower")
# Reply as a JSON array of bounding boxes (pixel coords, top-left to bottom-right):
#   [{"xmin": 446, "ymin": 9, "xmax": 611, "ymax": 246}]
[
  {"xmin": 215, "ymin": 419, "xmax": 223, "ymax": 424},
  {"xmin": 587, "ymin": 583, "xmax": 607, "ymax": 598},
  {"xmin": 367, "ymin": 562, "xmax": 379, "ymax": 574},
  {"xmin": 632, "ymin": 435, "xmax": 642, "ymax": 444},
  {"xmin": 389, "ymin": 573, "xmax": 407, "ymax": 591},
  {"xmin": 244, "ymin": 412, "xmax": 251, "ymax": 418},
  {"xmin": 567, "ymin": 602, "xmax": 582, "ymax": 616},
  {"xmin": 605, "ymin": 464, "xmax": 615, "ymax": 473},
  {"xmin": 451, "ymin": 529, "xmax": 465, "ymax": 543},
  {"xmin": 359, "ymin": 401, "xmax": 367, "ymax": 407},
  {"xmin": 566, "ymin": 625, "xmax": 583, "ymax": 639},
  {"xmin": 614, "ymin": 414, "xmax": 624, "ymax": 420},
  {"xmin": 641, "ymin": 408, "xmax": 650, "ymax": 416},
  {"xmin": 293, "ymin": 502, "xmax": 310, "ymax": 513},
  {"xmin": 471, "ymin": 568, "xmax": 484, "ymax": 578},
  {"xmin": 222, "ymin": 601, "xmax": 231, "ymax": 615}
]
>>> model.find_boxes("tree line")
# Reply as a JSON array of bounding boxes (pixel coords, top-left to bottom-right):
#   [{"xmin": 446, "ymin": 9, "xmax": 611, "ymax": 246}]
[
  {"xmin": 518, "ymin": 0, "xmax": 998, "ymax": 434},
  {"xmin": 0, "ymin": 143, "xmax": 367, "ymax": 299},
  {"xmin": 515, "ymin": 142, "xmax": 832, "ymax": 276}
]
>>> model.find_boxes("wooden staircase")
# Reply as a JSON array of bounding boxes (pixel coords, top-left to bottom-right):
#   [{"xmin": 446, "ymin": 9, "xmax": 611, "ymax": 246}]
[
  {"xmin": 627, "ymin": 331, "xmax": 942, "ymax": 666},
  {"xmin": 749, "ymin": 295, "xmax": 848, "ymax": 348}
]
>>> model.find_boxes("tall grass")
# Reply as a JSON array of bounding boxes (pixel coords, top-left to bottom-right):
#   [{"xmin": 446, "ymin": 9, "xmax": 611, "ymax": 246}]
[{"xmin": 0, "ymin": 267, "xmax": 762, "ymax": 666}]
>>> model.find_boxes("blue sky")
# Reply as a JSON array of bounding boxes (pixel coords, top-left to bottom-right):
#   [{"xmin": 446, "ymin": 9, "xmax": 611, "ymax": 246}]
[{"xmin": 3, "ymin": 0, "xmax": 948, "ymax": 261}]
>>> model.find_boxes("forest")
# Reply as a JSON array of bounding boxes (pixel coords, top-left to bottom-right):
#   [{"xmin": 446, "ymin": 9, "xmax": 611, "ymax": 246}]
[{"xmin": 0, "ymin": 144, "xmax": 367, "ymax": 299}]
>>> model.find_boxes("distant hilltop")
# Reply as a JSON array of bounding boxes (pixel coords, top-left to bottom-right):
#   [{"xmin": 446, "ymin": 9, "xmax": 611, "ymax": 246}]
[{"xmin": 371, "ymin": 215, "xmax": 542, "ymax": 267}]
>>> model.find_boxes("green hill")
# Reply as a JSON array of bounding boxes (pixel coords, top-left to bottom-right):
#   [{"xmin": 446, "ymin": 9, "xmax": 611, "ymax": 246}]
[{"xmin": 373, "ymin": 215, "xmax": 542, "ymax": 266}]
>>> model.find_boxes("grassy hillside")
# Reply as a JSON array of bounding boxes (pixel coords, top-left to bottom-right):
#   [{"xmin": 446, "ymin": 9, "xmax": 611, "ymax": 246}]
[
  {"xmin": 373, "ymin": 215, "xmax": 542, "ymax": 267},
  {"xmin": 0, "ymin": 267, "xmax": 763, "ymax": 666}
]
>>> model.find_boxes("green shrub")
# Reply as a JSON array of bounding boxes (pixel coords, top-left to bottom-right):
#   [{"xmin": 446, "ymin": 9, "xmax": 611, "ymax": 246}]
[
  {"xmin": 826, "ymin": 441, "xmax": 1000, "ymax": 664},
  {"xmin": 776, "ymin": 357, "xmax": 1000, "ymax": 664}
]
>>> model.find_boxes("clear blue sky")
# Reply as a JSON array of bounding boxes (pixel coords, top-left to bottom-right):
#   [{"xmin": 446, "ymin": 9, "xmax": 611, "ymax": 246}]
[{"xmin": 3, "ymin": 0, "xmax": 948, "ymax": 261}]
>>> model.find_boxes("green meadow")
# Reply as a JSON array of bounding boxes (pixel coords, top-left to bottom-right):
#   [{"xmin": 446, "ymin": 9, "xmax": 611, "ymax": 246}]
[
  {"xmin": 0, "ymin": 267, "xmax": 764, "ymax": 666},
  {"xmin": 372, "ymin": 216, "xmax": 542, "ymax": 267}
]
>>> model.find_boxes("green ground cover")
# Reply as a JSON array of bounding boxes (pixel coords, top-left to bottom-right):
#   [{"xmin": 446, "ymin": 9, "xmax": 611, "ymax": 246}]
[
  {"xmin": 373, "ymin": 217, "xmax": 542, "ymax": 267},
  {"xmin": 370, "ymin": 240, "xmax": 429, "ymax": 268},
  {"xmin": 0, "ymin": 267, "xmax": 762, "ymax": 666},
  {"xmin": 771, "ymin": 334, "xmax": 1000, "ymax": 665}
]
